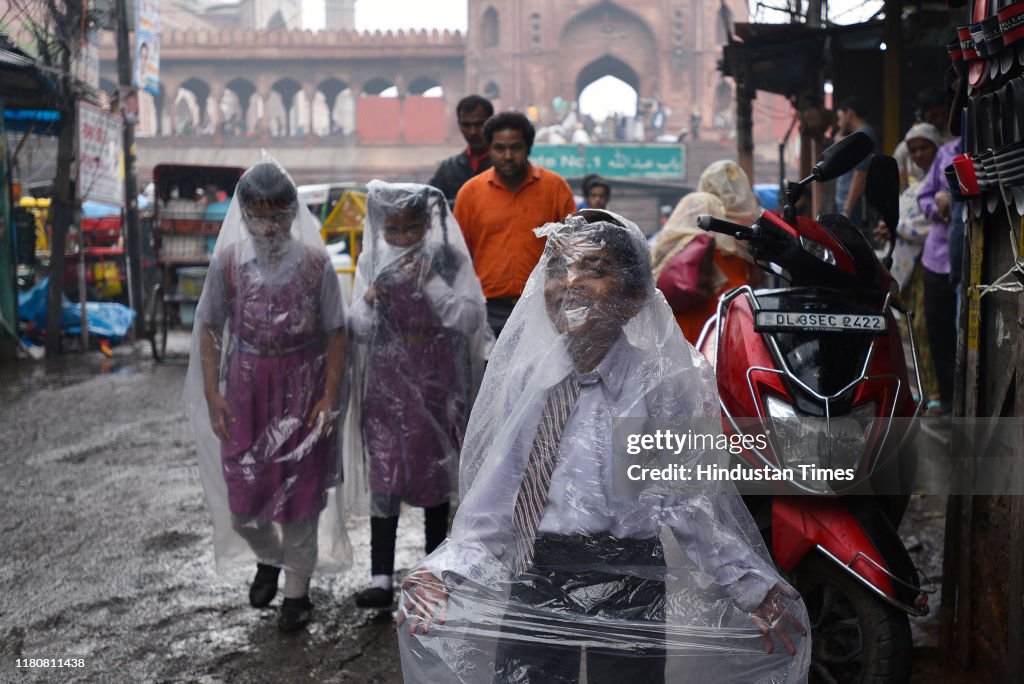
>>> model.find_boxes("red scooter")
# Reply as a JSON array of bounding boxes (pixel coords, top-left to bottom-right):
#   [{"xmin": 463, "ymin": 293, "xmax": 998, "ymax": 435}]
[{"xmin": 697, "ymin": 133, "xmax": 930, "ymax": 684}]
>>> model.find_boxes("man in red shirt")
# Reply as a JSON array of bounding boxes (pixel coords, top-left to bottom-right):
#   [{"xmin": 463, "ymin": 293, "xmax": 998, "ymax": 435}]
[
  {"xmin": 455, "ymin": 112, "xmax": 576, "ymax": 336},
  {"xmin": 429, "ymin": 95, "xmax": 494, "ymax": 207}
]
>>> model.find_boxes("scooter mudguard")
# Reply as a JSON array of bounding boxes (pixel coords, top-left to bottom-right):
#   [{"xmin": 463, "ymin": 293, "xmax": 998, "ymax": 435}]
[{"xmin": 772, "ymin": 496, "xmax": 905, "ymax": 598}]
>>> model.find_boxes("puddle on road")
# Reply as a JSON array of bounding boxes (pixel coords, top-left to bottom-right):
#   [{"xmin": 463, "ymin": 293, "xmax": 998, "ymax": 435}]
[{"xmin": 0, "ymin": 332, "xmax": 193, "ymax": 407}]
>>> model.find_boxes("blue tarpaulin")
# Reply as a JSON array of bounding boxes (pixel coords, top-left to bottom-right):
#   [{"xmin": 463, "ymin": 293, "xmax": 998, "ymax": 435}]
[
  {"xmin": 754, "ymin": 183, "xmax": 782, "ymax": 212},
  {"xmin": 18, "ymin": 278, "xmax": 135, "ymax": 341}
]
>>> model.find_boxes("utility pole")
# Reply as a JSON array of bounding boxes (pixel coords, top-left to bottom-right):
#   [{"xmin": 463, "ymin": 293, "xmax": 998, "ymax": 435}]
[
  {"xmin": 116, "ymin": 0, "xmax": 143, "ymax": 334},
  {"xmin": 803, "ymin": 0, "xmax": 826, "ymax": 216},
  {"xmin": 882, "ymin": 0, "xmax": 903, "ymax": 155},
  {"xmin": 45, "ymin": 71, "xmax": 76, "ymax": 356}
]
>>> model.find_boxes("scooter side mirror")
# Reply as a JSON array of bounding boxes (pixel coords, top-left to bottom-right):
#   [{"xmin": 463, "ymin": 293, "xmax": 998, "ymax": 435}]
[
  {"xmin": 866, "ymin": 155, "xmax": 900, "ymax": 237},
  {"xmin": 812, "ymin": 131, "xmax": 875, "ymax": 182}
]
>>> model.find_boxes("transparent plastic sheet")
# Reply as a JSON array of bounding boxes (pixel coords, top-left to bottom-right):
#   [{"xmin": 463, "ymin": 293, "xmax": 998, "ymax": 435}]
[
  {"xmin": 184, "ymin": 155, "xmax": 352, "ymax": 574},
  {"xmin": 697, "ymin": 160, "xmax": 762, "ymax": 226},
  {"xmin": 397, "ymin": 210, "xmax": 810, "ymax": 683},
  {"xmin": 345, "ymin": 180, "xmax": 491, "ymax": 517}
]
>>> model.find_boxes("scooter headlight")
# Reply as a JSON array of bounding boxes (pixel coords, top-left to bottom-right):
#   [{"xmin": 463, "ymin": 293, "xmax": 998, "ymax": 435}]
[
  {"xmin": 827, "ymin": 401, "xmax": 878, "ymax": 472},
  {"xmin": 764, "ymin": 396, "xmax": 878, "ymax": 492},
  {"xmin": 765, "ymin": 395, "xmax": 823, "ymax": 473},
  {"xmin": 799, "ymin": 235, "xmax": 836, "ymax": 266}
]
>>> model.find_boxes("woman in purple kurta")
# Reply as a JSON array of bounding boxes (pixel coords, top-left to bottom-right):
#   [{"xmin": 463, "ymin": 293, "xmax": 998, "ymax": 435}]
[
  {"xmin": 350, "ymin": 181, "xmax": 489, "ymax": 608},
  {"xmin": 187, "ymin": 158, "xmax": 348, "ymax": 633}
]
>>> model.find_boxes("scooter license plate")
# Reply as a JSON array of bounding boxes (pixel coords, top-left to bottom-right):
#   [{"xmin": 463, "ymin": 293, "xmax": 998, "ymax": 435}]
[{"xmin": 755, "ymin": 311, "xmax": 887, "ymax": 334}]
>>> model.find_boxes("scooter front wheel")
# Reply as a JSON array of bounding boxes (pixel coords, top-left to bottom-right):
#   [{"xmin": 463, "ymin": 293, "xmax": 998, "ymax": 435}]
[{"xmin": 793, "ymin": 554, "xmax": 912, "ymax": 684}]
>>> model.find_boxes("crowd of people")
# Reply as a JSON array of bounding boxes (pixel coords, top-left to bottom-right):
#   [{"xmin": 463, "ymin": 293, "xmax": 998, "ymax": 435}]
[{"xmin": 182, "ymin": 92, "xmax": 836, "ymax": 681}]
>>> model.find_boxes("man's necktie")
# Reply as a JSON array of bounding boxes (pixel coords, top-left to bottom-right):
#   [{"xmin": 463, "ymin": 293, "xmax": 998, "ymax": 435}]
[{"xmin": 510, "ymin": 375, "xmax": 582, "ymax": 575}]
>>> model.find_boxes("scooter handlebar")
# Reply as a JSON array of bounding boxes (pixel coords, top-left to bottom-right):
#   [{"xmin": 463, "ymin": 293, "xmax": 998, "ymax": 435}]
[{"xmin": 696, "ymin": 215, "xmax": 755, "ymax": 240}]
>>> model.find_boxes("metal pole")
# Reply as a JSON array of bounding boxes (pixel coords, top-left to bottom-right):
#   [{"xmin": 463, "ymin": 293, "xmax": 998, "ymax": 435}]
[
  {"xmin": 882, "ymin": 0, "xmax": 903, "ymax": 156},
  {"xmin": 45, "ymin": 88, "xmax": 75, "ymax": 357},
  {"xmin": 736, "ymin": 75, "xmax": 755, "ymax": 185},
  {"xmin": 76, "ymin": 197, "xmax": 87, "ymax": 348},
  {"xmin": 116, "ymin": 0, "xmax": 143, "ymax": 335}
]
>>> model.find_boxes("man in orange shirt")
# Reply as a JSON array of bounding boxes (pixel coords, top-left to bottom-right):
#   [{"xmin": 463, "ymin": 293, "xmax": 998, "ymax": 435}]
[{"xmin": 454, "ymin": 111, "xmax": 576, "ymax": 336}]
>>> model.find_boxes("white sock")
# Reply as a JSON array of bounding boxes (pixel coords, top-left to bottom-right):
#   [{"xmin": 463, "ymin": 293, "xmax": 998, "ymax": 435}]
[{"xmin": 371, "ymin": 574, "xmax": 392, "ymax": 591}]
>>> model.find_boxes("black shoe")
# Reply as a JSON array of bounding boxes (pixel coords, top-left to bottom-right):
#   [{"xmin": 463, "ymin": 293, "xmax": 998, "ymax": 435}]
[
  {"xmin": 354, "ymin": 586, "xmax": 394, "ymax": 608},
  {"xmin": 249, "ymin": 563, "xmax": 280, "ymax": 608},
  {"xmin": 278, "ymin": 596, "xmax": 313, "ymax": 632}
]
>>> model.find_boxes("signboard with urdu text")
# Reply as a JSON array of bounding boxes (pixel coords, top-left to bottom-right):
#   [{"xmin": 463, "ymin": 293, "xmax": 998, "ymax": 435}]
[{"xmin": 530, "ymin": 144, "xmax": 687, "ymax": 180}]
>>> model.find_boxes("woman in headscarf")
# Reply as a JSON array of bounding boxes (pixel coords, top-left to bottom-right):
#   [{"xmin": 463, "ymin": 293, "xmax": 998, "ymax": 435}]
[
  {"xmin": 651, "ymin": 192, "xmax": 758, "ymax": 344},
  {"xmin": 697, "ymin": 159, "xmax": 762, "ymax": 227}
]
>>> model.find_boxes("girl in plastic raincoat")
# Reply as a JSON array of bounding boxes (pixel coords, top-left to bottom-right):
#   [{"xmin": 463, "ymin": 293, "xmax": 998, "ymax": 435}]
[
  {"xmin": 396, "ymin": 210, "xmax": 810, "ymax": 683},
  {"xmin": 349, "ymin": 181, "xmax": 489, "ymax": 608},
  {"xmin": 186, "ymin": 157, "xmax": 350, "ymax": 632}
]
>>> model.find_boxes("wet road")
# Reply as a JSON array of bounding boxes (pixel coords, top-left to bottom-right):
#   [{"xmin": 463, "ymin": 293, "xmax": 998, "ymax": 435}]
[
  {"xmin": 0, "ymin": 338, "xmax": 959, "ymax": 683},
  {"xmin": 1, "ymin": 339, "xmax": 413, "ymax": 683}
]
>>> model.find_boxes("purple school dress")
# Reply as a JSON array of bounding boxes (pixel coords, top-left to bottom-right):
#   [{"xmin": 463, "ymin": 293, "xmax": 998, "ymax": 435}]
[
  {"xmin": 202, "ymin": 242, "xmax": 344, "ymax": 523},
  {"xmin": 362, "ymin": 261, "xmax": 467, "ymax": 508}
]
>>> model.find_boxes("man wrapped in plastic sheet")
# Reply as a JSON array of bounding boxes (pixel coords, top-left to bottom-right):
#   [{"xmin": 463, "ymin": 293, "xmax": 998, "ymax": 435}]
[
  {"xmin": 184, "ymin": 156, "xmax": 351, "ymax": 632},
  {"xmin": 396, "ymin": 210, "xmax": 810, "ymax": 682},
  {"xmin": 348, "ymin": 181, "xmax": 490, "ymax": 608}
]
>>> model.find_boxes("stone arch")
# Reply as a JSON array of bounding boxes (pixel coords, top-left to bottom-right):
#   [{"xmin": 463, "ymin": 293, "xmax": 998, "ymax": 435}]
[
  {"xmin": 317, "ymin": 77, "xmax": 355, "ymax": 135},
  {"xmin": 271, "ymin": 77, "xmax": 302, "ymax": 136},
  {"xmin": 177, "ymin": 77, "xmax": 211, "ymax": 134},
  {"xmin": 558, "ymin": 2, "xmax": 657, "ymax": 102},
  {"xmin": 362, "ymin": 77, "xmax": 396, "ymax": 96},
  {"xmin": 224, "ymin": 77, "xmax": 257, "ymax": 135},
  {"xmin": 407, "ymin": 76, "xmax": 443, "ymax": 97},
  {"xmin": 576, "ymin": 55, "xmax": 639, "ymax": 100},
  {"xmin": 576, "ymin": 55, "xmax": 641, "ymax": 129},
  {"xmin": 482, "ymin": 6, "xmax": 499, "ymax": 48}
]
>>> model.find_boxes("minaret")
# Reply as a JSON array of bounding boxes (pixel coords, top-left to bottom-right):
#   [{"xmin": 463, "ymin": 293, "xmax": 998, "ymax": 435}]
[{"xmin": 325, "ymin": 0, "xmax": 356, "ymax": 30}]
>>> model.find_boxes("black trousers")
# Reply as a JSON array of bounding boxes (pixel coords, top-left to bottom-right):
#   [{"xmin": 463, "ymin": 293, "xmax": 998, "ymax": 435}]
[
  {"xmin": 493, "ymin": 534, "xmax": 667, "ymax": 684},
  {"xmin": 486, "ymin": 298, "xmax": 519, "ymax": 338},
  {"xmin": 922, "ymin": 266, "xmax": 957, "ymax": 407},
  {"xmin": 369, "ymin": 502, "xmax": 449, "ymax": 576}
]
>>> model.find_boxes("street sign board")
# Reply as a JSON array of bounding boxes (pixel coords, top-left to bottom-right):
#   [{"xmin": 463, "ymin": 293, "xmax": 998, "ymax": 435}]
[
  {"xmin": 77, "ymin": 102, "xmax": 124, "ymax": 206},
  {"xmin": 530, "ymin": 144, "xmax": 687, "ymax": 180}
]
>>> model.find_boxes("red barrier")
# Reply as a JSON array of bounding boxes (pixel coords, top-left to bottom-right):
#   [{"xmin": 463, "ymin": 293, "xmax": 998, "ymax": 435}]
[
  {"xmin": 403, "ymin": 96, "xmax": 447, "ymax": 144},
  {"xmin": 355, "ymin": 96, "xmax": 401, "ymax": 142}
]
